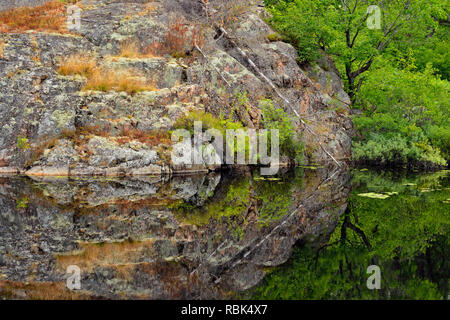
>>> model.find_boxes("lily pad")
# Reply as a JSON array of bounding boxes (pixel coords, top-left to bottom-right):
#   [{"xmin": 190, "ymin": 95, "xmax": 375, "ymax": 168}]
[
  {"xmin": 357, "ymin": 192, "xmax": 390, "ymax": 199},
  {"xmin": 420, "ymin": 188, "xmax": 442, "ymax": 193}
]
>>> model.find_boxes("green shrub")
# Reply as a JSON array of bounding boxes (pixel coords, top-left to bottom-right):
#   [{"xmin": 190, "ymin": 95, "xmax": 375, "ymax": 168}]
[
  {"xmin": 259, "ymin": 99, "xmax": 303, "ymax": 163},
  {"xmin": 173, "ymin": 110, "xmax": 248, "ymax": 160},
  {"xmin": 426, "ymin": 125, "xmax": 450, "ymax": 160},
  {"xmin": 353, "ymin": 133, "xmax": 446, "ymax": 167},
  {"xmin": 173, "ymin": 110, "xmax": 243, "ymax": 135},
  {"xmin": 17, "ymin": 136, "xmax": 30, "ymax": 150},
  {"xmin": 353, "ymin": 62, "xmax": 449, "ymax": 166},
  {"xmin": 266, "ymin": 33, "xmax": 282, "ymax": 42},
  {"xmin": 16, "ymin": 196, "xmax": 29, "ymax": 209}
]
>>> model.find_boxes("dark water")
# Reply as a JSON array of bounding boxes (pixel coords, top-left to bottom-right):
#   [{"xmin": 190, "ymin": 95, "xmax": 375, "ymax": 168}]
[
  {"xmin": 250, "ymin": 169, "xmax": 449, "ymax": 300},
  {"xmin": 0, "ymin": 168, "xmax": 448, "ymax": 299}
]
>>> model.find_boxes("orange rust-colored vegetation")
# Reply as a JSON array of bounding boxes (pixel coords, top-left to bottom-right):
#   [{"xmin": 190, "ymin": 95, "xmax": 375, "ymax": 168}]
[
  {"xmin": 26, "ymin": 125, "xmax": 111, "ymax": 167},
  {"xmin": 27, "ymin": 125, "xmax": 171, "ymax": 168},
  {"xmin": 117, "ymin": 127, "xmax": 171, "ymax": 147},
  {"xmin": 0, "ymin": 38, "xmax": 5, "ymax": 57},
  {"xmin": 83, "ymin": 68, "xmax": 156, "ymax": 95},
  {"xmin": 0, "ymin": 1, "xmax": 77, "ymax": 33},
  {"xmin": 114, "ymin": 41, "xmax": 156, "ymax": 59},
  {"xmin": 144, "ymin": 17, "xmax": 204, "ymax": 58},
  {"xmin": 118, "ymin": 41, "xmax": 146, "ymax": 59},
  {"xmin": 56, "ymin": 239, "xmax": 158, "ymax": 272},
  {"xmin": 0, "ymin": 280, "xmax": 91, "ymax": 300},
  {"xmin": 57, "ymin": 53, "xmax": 156, "ymax": 94},
  {"xmin": 58, "ymin": 54, "xmax": 97, "ymax": 77}
]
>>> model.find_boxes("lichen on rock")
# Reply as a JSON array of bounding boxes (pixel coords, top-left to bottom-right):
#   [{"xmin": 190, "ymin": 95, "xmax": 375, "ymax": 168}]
[{"xmin": 0, "ymin": 0, "xmax": 352, "ymax": 176}]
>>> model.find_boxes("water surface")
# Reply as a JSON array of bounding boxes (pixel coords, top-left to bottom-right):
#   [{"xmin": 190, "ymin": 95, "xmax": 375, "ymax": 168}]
[{"xmin": 0, "ymin": 168, "xmax": 448, "ymax": 299}]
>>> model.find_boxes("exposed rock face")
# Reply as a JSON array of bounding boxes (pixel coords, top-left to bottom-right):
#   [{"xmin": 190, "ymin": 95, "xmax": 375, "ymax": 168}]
[
  {"xmin": 0, "ymin": 0, "xmax": 352, "ymax": 176},
  {"xmin": 0, "ymin": 167, "xmax": 350, "ymax": 299},
  {"xmin": 0, "ymin": 0, "xmax": 50, "ymax": 11}
]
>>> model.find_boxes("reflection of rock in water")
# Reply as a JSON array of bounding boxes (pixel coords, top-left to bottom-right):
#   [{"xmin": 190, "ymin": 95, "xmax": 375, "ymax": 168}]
[{"xmin": 0, "ymin": 168, "xmax": 350, "ymax": 299}]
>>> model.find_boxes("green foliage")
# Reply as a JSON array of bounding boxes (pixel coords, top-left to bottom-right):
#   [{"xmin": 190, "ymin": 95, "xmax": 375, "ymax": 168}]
[
  {"xmin": 357, "ymin": 61, "xmax": 449, "ymax": 126},
  {"xmin": 263, "ymin": 0, "xmax": 328, "ymax": 62},
  {"xmin": 264, "ymin": 0, "xmax": 449, "ymax": 167},
  {"xmin": 251, "ymin": 169, "xmax": 449, "ymax": 300},
  {"xmin": 17, "ymin": 136, "xmax": 30, "ymax": 150},
  {"xmin": 16, "ymin": 196, "xmax": 29, "ymax": 209},
  {"xmin": 264, "ymin": 0, "xmax": 447, "ymax": 77},
  {"xmin": 174, "ymin": 178, "xmax": 251, "ymax": 227},
  {"xmin": 266, "ymin": 33, "xmax": 283, "ymax": 42},
  {"xmin": 353, "ymin": 133, "xmax": 447, "ymax": 167},
  {"xmin": 353, "ymin": 62, "xmax": 449, "ymax": 166},
  {"xmin": 426, "ymin": 125, "xmax": 450, "ymax": 160},
  {"xmin": 173, "ymin": 110, "xmax": 248, "ymax": 160},
  {"xmin": 385, "ymin": 16, "xmax": 450, "ymax": 81},
  {"xmin": 173, "ymin": 110, "xmax": 243, "ymax": 136},
  {"xmin": 175, "ymin": 104, "xmax": 304, "ymax": 163},
  {"xmin": 260, "ymin": 99, "xmax": 304, "ymax": 163},
  {"xmin": 233, "ymin": 89, "xmax": 249, "ymax": 111},
  {"xmin": 173, "ymin": 168, "xmax": 304, "ymax": 229}
]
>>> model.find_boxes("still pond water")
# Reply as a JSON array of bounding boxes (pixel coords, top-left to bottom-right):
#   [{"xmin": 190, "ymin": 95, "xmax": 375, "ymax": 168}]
[{"xmin": 0, "ymin": 167, "xmax": 448, "ymax": 299}]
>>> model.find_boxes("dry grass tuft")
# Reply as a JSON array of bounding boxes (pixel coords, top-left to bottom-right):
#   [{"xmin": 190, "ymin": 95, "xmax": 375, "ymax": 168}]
[
  {"xmin": 0, "ymin": 280, "xmax": 91, "ymax": 300},
  {"xmin": 0, "ymin": 39, "xmax": 4, "ymax": 58},
  {"xmin": 58, "ymin": 54, "xmax": 97, "ymax": 77},
  {"xmin": 56, "ymin": 240, "xmax": 158, "ymax": 273},
  {"xmin": 211, "ymin": 0, "xmax": 252, "ymax": 27},
  {"xmin": 144, "ymin": 17, "xmax": 204, "ymax": 58},
  {"xmin": 57, "ymin": 53, "xmax": 156, "ymax": 94},
  {"xmin": 0, "ymin": 1, "xmax": 78, "ymax": 33},
  {"xmin": 118, "ymin": 42, "xmax": 142, "ymax": 59},
  {"xmin": 83, "ymin": 68, "xmax": 156, "ymax": 95},
  {"xmin": 117, "ymin": 127, "xmax": 171, "ymax": 146},
  {"xmin": 117, "ymin": 41, "xmax": 154, "ymax": 59},
  {"xmin": 138, "ymin": 3, "xmax": 157, "ymax": 16}
]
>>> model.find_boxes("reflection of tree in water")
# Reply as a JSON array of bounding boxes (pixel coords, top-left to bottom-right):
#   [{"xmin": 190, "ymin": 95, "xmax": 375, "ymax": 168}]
[
  {"xmin": 251, "ymin": 170, "xmax": 449, "ymax": 300},
  {"xmin": 339, "ymin": 207, "xmax": 372, "ymax": 250}
]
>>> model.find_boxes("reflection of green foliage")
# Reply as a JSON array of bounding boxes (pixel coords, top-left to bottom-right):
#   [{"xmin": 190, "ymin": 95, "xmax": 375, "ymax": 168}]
[
  {"xmin": 251, "ymin": 169, "xmax": 449, "ymax": 300},
  {"xmin": 174, "ymin": 169, "xmax": 304, "ymax": 230},
  {"xmin": 351, "ymin": 169, "xmax": 449, "ymax": 195},
  {"xmin": 174, "ymin": 179, "xmax": 251, "ymax": 226},
  {"xmin": 16, "ymin": 197, "xmax": 29, "ymax": 209},
  {"xmin": 345, "ymin": 171, "xmax": 449, "ymax": 260},
  {"xmin": 254, "ymin": 178, "xmax": 293, "ymax": 227}
]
